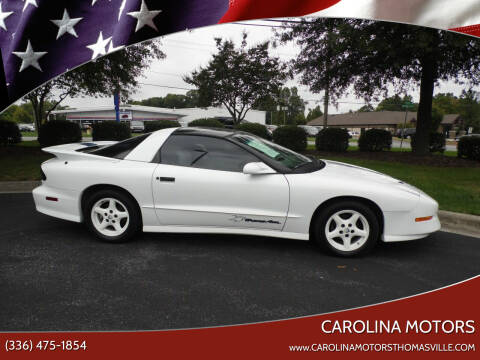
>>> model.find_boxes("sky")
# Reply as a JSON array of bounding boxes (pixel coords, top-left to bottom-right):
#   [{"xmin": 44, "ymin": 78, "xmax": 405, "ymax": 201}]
[{"xmin": 60, "ymin": 18, "xmax": 475, "ymax": 115}]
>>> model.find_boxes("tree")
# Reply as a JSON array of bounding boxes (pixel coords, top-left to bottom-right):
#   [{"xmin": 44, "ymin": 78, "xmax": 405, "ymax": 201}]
[
  {"xmin": 253, "ymin": 86, "xmax": 306, "ymax": 125},
  {"xmin": 278, "ymin": 19, "xmax": 480, "ymax": 155},
  {"xmin": 184, "ymin": 34, "xmax": 287, "ymax": 124},
  {"xmin": 293, "ymin": 112, "xmax": 307, "ymax": 125},
  {"xmin": 11, "ymin": 106, "xmax": 32, "ymax": 123},
  {"xmin": 278, "ymin": 87, "xmax": 305, "ymax": 123},
  {"xmin": 357, "ymin": 104, "xmax": 374, "ymax": 112},
  {"xmin": 306, "ymin": 105, "xmax": 323, "ymax": 121},
  {"xmin": 432, "ymin": 93, "xmax": 460, "ymax": 115},
  {"xmin": 376, "ymin": 95, "xmax": 418, "ymax": 112},
  {"xmin": 0, "ymin": 102, "xmax": 34, "ymax": 123},
  {"xmin": 24, "ymin": 41, "xmax": 164, "ymax": 131},
  {"xmin": 131, "ymin": 90, "xmax": 200, "ymax": 108},
  {"xmin": 0, "ymin": 104, "xmax": 18, "ymax": 122},
  {"xmin": 458, "ymin": 90, "xmax": 480, "ymax": 132},
  {"xmin": 276, "ymin": 19, "xmax": 355, "ymax": 127}
]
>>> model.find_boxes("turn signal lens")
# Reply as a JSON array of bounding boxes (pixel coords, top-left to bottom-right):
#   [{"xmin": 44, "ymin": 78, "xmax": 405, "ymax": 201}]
[
  {"xmin": 415, "ymin": 216, "xmax": 433, "ymax": 222},
  {"xmin": 46, "ymin": 197, "xmax": 58, "ymax": 202}
]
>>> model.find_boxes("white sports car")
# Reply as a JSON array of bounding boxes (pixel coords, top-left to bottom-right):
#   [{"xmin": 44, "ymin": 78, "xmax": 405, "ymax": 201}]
[{"xmin": 33, "ymin": 127, "xmax": 440, "ymax": 256}]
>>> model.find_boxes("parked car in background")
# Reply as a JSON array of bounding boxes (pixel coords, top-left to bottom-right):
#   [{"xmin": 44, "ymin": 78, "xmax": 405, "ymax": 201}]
[
  {"xmin": 33, "ymin": 127, "xmax": 440, "ymax": 257},
  {"xmin": 266, "ymin": 125, "xmax": 278, "ymax": 136},
  {"xmin": 18, "ymin": 123, "xmax": 35, "ymax": 132},
  {"xmin": 396, "ymin": 128, "xmax": 416, "ymax": 139},
  {"xmin": 298, "ymin": 125, "xmax": 319, "ymax": 136},
  {"xmin": 130, "ymin": 120, "xmax": 145, "ymax": 133},
  {"xmin": 81, "ymin": 122, "xmax": 92, "ymax": 131}
]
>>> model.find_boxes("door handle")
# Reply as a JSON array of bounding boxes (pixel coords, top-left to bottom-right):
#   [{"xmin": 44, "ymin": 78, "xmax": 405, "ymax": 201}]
[{"xmin": 157, "ymin": 177, "xmax": 175, "ymax": 182}]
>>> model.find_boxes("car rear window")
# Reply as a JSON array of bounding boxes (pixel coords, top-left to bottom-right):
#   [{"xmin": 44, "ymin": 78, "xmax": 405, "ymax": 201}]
[{"xmin": 92, "ymin": 134, "xmax": 150, "ymax": 159}]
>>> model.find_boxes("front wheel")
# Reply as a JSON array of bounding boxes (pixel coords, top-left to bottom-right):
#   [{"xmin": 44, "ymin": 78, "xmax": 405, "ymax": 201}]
[
  {"xmin": 84, "ymin": 189, "xmax": 141, "ymax": 243},
  {"xmin": 313, "ymin": 201, "xmax": 380, "ymax": 256}
]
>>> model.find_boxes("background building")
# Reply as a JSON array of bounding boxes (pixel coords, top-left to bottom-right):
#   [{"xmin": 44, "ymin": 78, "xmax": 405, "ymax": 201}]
[
  {"xmin": 49, "ymin": 105, "xmax": 266, "ymax": 128},
  {"xmin": 307, "ymin": 111, "xmax": 462, "ymax": 135}
]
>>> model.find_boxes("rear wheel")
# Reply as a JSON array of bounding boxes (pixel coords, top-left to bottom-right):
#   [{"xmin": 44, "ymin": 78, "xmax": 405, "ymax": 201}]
[
  {"xmin": 84, "ymin": 189, "xmax": 141, "ymax": 243},
  {"xmin": 313, "ymin": 201, "xmax": 380, "ymax": 256}
]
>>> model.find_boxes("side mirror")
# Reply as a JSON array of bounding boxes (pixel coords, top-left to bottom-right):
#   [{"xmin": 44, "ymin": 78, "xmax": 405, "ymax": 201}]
[{"xmin": 243, "ymin": 162, "xmax": 276, "ymax": 175}]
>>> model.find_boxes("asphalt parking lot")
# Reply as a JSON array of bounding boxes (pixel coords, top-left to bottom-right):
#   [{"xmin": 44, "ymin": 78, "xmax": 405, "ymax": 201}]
[{"xmin": 1, "ymin": 193, "xmax": 479, "ymax": 331}]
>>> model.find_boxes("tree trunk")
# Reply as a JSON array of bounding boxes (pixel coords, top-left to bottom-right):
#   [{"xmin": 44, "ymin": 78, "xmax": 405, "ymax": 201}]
[
  {"xmin": 323, "ymin": 24, "xmax": 332, "ymax": 128},
  {"xmin": 28, "ymin": 97, "xmax": 42, "ymax": 132},
  {"xmin": 323, "ymin": 86, "xmax": 329, "ymax": 128},
  {"xmin": 415, "ymin": 56, "xmax": 437, "ymax": 156}
]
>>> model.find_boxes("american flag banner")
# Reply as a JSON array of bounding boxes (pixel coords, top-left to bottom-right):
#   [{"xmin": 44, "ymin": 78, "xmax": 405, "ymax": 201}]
[
  {"xmin": 1, "ymin": 0, "xmax": 480, "ymax": 112},
  {"xmin": 0, "ymin": 0, "xmax": 230, "ymax": 111}
]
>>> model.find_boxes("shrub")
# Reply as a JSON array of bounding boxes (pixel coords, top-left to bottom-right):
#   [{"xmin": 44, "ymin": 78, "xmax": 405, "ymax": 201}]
[
  {"xmin": 358, "ymin": 129, "xmax": 392, "ymax": 152},
  {"xmin": 188, "ymin": 118, "xmax": 224, "ymax": 128},
  {"xmin": 272, "ymin": 125, "xmax": 307, "ymax": 152},
  {"xmin": 235, "ymin": 122, "xmax": 270, "ymax": 139},
  {"xmin": 411, "ymin": 132, "xmax": 446, "ymax": 153},
  {"xmin": 38, "ymin": 120, "xmax": 81, "ymax": 147},
  {"xmin": 92, "ymin": 121, "xmax": 131, "ymax": 141},
  {"xmin": 458, "ymin": 135, "xmax": 480, "ymax": 161},
  {"xmin": 0, "ymin": 120, "xmax": 21, "ymax": 146},
  {"xmin": 315, "ymin": 128, "xmax": 349, "ymax": 152},
  {"xmin": 144, "ymin": 120, "xmax": 180, "ymax": 132}
]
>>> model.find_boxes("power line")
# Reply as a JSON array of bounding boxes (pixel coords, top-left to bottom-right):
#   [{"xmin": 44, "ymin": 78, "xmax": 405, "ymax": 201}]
[
  {"xmin": 305, "ymin": 99, "xmax": 382, "ymax": 105},
  {"xmin": 147, "ymin": 70, "xmax": 183, "ymax": 78},
  {"xmin": 137, "ymin": 82, "xmax": 195, "ymax": 91}
]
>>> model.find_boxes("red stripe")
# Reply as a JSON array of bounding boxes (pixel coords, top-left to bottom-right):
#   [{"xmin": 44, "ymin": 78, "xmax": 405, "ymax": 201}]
[
  {"xmin": 0, "ymin": 277, "xmax": 477, "ymax": 358},
  {"xmin": 450, "ymin": 24, "xmax": 480, "ymax": 37},
  {"xmin": 220, "ymin": 0, "xmax": 341, "ymax": 23}
]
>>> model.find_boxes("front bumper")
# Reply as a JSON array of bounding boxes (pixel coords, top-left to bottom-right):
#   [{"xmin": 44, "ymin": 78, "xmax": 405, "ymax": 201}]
[
  {"xmin": 32, "ymin": 183, "xmax": 82, "ymax": 223},
  {"xmin": 382, "ymin": 193, "xmax": 441, "ymax": 242}
]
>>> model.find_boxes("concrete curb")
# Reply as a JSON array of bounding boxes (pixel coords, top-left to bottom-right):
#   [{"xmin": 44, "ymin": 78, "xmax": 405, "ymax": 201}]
[
  {"xmin": 0, "ymin": 181, "xmax": 40, "ymax": 193},
  {"xmin": 438, "ymin": 210, "xmax": 480, "ymax": 239},
  {"xmin": 0, "ymin": 181, "xmax": 478, "ymax": 238}
]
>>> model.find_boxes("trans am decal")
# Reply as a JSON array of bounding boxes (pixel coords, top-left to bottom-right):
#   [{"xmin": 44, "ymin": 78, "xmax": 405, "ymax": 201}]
[{"xmin": 229, "ymin": 215, "xmax": 281, "ymax": 225}]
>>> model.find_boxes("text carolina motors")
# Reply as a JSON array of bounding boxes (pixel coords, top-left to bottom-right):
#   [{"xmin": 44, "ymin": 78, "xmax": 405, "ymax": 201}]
[{"xmin": 321, "ymin": 320, "xmax": 475, "ymax": 334}]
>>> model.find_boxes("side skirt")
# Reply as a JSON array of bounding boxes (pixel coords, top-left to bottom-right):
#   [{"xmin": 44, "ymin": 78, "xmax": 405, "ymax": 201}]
[{"xmin": 143, "ymin": 225, "xmax": 309, "ymax": 241}]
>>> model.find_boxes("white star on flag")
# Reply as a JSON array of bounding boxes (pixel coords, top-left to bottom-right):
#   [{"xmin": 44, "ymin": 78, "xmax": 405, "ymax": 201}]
[
  {"xmin": 13, "ymin": 40, "xmax": 47, "ymax": 72},
  {"xmin": 86, "ymin": 31, "xmax": 112, "ymax": 59},
  {"xmin": 0, "ymin": 3, "xmax": 13, "ymax": 31},
  {"xmin": 22, "ymin": 0, "xmax": 38, "ymax": 12},
  {"xmin": 51, "ymin": 9, "xmax": 83, "ymax": 39},
  {"xmin": 128, "ymin": 0, "xmax": 162, "ymax": 32}
]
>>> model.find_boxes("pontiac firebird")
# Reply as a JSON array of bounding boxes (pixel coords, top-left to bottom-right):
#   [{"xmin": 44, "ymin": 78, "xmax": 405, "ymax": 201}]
[{"xmin": 33, "ymin": 127, "xmax": 440, "ymax": 256}]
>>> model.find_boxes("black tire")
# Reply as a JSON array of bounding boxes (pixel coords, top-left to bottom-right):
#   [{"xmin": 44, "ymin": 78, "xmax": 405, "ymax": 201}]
[
  {"xmin": 84, "ymin": 189, "xmax": 141, "ymax": 243},
  {"xmin": 312, "ymin": 201, "xmax": 380, "ymax": 257}
]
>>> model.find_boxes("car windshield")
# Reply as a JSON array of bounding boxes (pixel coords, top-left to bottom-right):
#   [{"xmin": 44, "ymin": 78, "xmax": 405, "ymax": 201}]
[{"xmin": 232, "ymin": 134, "xmax": 311, "ymax": 170}]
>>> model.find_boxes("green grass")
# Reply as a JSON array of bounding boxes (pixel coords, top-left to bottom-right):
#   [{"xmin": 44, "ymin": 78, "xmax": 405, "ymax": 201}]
[
  {"xmin": 17, "ymin": 140, "xmax": 41, "ymax": 148},
  {"xmin": 20, "ymin": 131, "xmax": 37, "ymax": 137},
  {"xmin": 307, "ymin": 144, "xmax": 458, "ymax": 156},
  {"xmin": 21, "ymin": 131, "xmax": 92, "ymax": 137},
  {"xmin": 314, "ymin": 154, "xmax": 480, "ymax": 216},
  {"xmin": 0, "ymin": 144, "xmax": 51, "ymax": 181},
  {"xmin": 1, "ymin": 141, "xmax": 478, "ymax": 215}
]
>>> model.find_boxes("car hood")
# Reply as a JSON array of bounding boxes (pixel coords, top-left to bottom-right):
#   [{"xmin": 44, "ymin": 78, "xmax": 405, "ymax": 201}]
[{"xmin": 320, "ymin": 160, "xmax": 422, "ymax": 196}]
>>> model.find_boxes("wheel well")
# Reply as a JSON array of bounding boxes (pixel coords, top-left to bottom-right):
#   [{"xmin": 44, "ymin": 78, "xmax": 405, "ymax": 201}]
[
  {"xmin": 309, "ymin": 196, "xmax": 384, "ymax": 239},
  {"xmin": 80, "ymin": 184, "xmax": 142, "ymax": 224}
]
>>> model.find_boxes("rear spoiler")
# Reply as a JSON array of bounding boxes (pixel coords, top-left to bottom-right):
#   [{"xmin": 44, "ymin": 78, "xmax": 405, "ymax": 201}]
[{"xmin": 42, "ymin": 141, "xmax": 117, "ymax": 161}]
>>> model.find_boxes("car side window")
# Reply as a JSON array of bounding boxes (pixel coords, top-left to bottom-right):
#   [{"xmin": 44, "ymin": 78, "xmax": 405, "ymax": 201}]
[{"xmin": 160, "ymin": 135, "xmax": 258, "ymax": 172}]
